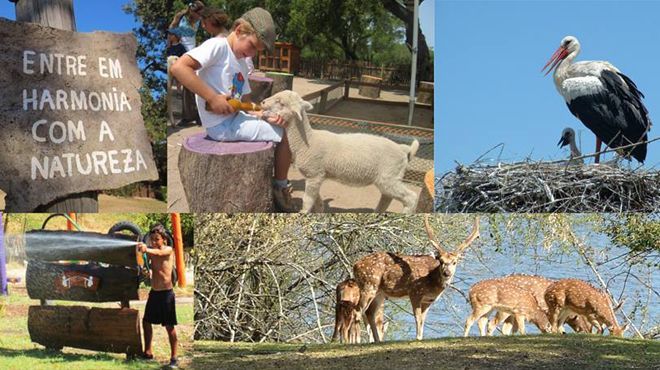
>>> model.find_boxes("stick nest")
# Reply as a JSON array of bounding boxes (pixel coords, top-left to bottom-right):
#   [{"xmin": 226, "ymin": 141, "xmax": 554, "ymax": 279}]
[{"xmin": 436, "ymin": 161, "xmax": 660, "ymax": 212}]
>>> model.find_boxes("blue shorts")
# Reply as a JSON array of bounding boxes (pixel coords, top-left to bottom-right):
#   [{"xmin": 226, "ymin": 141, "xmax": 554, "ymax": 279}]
[{"xmin": 206, "ymin": 111, "xmax": 283, "ymax": 143}]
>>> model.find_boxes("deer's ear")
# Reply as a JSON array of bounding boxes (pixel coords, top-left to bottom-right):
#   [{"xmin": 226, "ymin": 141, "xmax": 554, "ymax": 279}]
[{"xmin": 621, "ymin": 323, "xmax": 629, "ymax": 332}]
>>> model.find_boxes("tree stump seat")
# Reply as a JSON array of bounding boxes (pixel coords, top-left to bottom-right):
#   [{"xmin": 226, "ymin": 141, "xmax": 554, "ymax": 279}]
[
  {"xmin": 178, "ymin": 133, "xmax": 275, "ymax": 212},
  {"xmin": 359, "ymin": 75, "xmax": 382, "ymax": 98}
]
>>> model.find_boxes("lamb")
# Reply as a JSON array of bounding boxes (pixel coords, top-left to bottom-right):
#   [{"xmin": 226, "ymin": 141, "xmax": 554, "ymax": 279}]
[{"xmin": 260, "ymin": 90, "xmax": 420, "ymax": 213}]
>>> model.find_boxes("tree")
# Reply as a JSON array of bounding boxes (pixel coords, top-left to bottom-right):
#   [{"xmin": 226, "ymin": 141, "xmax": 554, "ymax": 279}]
[{"xmin": 382, "ymin": 0, "xmax": 433, "ymax": 81}]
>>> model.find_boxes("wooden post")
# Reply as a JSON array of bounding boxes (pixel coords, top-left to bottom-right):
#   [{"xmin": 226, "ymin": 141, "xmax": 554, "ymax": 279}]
[
  {"xmin": 14, "ymin": 0, "xmax": 98, "ymax": 212},
  {"xmin": 319, "ymin": 90, "xmax": 328, "ymax": 114},
  {"xmin": 344, "ymin": 80, "xmax": 350, "ymax": 100},
  {"xmin": 170, "ymin": 213, "xmax": 186, "ymax": 288}
]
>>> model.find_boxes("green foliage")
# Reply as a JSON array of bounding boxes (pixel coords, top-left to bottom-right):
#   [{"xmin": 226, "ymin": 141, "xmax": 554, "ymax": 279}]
[
  {"xmin": 136, "ymin": 213, "xmax": 195, "ymax": 248},
  {"xmin": 603, "ymin": 214, "xmax": 660, "ymax": 254}
]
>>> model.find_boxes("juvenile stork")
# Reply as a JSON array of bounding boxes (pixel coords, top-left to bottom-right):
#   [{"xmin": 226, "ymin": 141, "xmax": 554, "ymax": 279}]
[
  {"xmin": 558, "ymin": 127, "xmax": 583, "ymax": 165},
  {"xmin": 542, "ymin": 36, "xmax": 651, "ymax": 163}
]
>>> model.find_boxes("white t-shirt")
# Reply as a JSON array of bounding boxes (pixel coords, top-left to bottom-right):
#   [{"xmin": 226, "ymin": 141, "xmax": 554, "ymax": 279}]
[{"xmin": 185, "ymin": 37, "xmax": 252, "ymax": 128}]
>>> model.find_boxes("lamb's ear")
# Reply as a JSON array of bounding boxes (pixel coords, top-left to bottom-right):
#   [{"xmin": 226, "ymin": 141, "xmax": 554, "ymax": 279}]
[{"xmin": 301, "ymin": 101, "xmax": 314, "ymax": 111}]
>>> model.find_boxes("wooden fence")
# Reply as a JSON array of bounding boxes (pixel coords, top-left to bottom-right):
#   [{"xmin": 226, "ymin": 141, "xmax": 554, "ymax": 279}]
[{"xmin": 298, "ymin": 59, "xmax": 426, "ymax": 86}]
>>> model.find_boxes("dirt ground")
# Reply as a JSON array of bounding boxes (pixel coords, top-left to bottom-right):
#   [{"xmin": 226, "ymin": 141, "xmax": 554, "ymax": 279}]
[
  {"xmin": 193, "ymin": 335, "xmax": 660, "ymax": 370},
  {"xmin": 168, "ymin": 75, "xmax": 429, "ymax": 213},
  {"xmin": 0, "ymin": 191, "xmax": 166, "ymax": 213}
]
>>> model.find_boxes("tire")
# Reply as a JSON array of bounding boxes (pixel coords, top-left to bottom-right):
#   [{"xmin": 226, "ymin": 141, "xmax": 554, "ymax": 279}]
[{"xmin": 108, "ymin": 221, "xmax": 143, "ymax": 238}]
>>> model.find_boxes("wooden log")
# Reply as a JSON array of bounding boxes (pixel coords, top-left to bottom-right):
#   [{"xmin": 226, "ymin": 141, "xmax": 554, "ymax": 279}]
[
  {"xmin": 13, "ymin": 0, "xmax": 98, "ymax": 212},
  {"xmin": 248, "ymin": 75, "xmax": 273, "ymax": 102},
  {"xmin": 28, "ymin": 305, "xmax": 142, "ymax": 355},
  {"xmin": 359, "ymin": 75, "xmax": 382, "ymax": 98},
  {"xmin": 26, "ymin": 261, "xmax": 139, "ymax": 302},
  {"xmin": 265, "ymin": 72, "xmax": 294, "ymax": 94},
  {"xmin": 416, "ymin": 169, "xmax": 434, "ymax": 213},
  {"xmin": 417, "ymin": 81, "xmax": 434, "ymax": 105},
  {"xmin": 15, "ymin": 0, "xmax": 76, "ymax": 31},
  {"xmin": 25, "ymin": 230, "xmax": 138, "ymax": 267},
  {"xmin": 178, "ymin": 133, "xmax": 275, "ymax": 212}
]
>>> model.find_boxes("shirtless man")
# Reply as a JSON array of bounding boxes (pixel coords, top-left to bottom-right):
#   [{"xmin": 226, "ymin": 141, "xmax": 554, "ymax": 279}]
[{"xmin": 138, "ymin": 224, "xmax": 178, "ymax": 368}]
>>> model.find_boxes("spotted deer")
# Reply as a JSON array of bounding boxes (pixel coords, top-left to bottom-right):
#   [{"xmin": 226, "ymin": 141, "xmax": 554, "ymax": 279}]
[
  {"xmin": 464, "ymin": 278, "xmax": 552, "ymax": 336},
  {"xmin": 353, "ymin": 215, "xmax": 480, "ymax": 341},
  {"xmin": 544, "ymin": 279, "xmax": 628, "ymax": 337},
  {"xmin": 487, "ymin": 274, "xmax": 593, "ymax": 335},
  {"xmin": 331, "ymin": 278, "xmax": 361, "ymax": 344}
]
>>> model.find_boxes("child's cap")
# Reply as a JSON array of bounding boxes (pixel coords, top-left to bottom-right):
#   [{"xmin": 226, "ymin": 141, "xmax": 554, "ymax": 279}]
[{"xmin": 239, "ymin": 7, "xmax": 276, "ymax": 53}]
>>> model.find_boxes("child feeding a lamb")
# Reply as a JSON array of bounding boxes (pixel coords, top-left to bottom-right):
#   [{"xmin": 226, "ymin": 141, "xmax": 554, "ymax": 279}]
[{"xmin": 171, "ymin": 7, "xmax": 294, "ymax": 212}]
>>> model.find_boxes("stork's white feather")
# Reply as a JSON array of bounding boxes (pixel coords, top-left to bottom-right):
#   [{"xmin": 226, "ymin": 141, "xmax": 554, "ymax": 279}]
[{"xmin": 560, "ymin": 77, "xmax": 604, "ymax": 102}]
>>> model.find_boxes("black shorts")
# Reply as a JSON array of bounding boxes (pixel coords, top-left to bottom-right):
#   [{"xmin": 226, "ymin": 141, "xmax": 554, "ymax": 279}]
[{"xmin": 143, "ymin": 289, "xmax": 177, "ymax": 326}]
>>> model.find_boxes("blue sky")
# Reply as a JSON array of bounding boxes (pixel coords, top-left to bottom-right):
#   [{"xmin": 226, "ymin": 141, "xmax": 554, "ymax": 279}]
[
  {"xmin": 434, "ymin": 0, "xmax": 660, "ymax": 173},
  {"xmin": 0, "ymin": 1, "xmax": 136, "ymax": 32},
  {"xmin": 0, "ymin": 1, "xmax": 434, "ymax": 45}
]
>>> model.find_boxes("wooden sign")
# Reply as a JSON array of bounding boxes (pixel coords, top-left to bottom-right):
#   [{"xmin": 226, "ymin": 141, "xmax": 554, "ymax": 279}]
[
  {"xmin": 26, "ymin": 261, "xmax": 139, "ymax": 302},
  {"xmin": 0, "ymin": 18, "xmax": 158, "ymax": 211}
]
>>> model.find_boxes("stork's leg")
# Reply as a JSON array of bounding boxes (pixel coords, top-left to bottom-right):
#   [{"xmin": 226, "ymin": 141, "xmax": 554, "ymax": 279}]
[{"xmin": 594, "ymin": 137, "xmax": 602, "ymax": 164}]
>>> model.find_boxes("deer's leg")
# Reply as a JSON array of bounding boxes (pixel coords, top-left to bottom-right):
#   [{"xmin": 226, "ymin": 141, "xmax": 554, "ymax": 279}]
[
  {"xmin": 332, "ymin": 300, "xmax": 342, "ymax": 342},
  {"xmin": 488, "ymin": 311, "xmax": 510, "ymax": 336},
  {"xmin": 361, "ymin": 289, "xmax": 382, "ymax": 342},
  {"xmin": 350, "ymin": 308, "xmax": 361, "ymax": 344},
  {"xmin": 557, "ymin": 309, "xmax": 574, "ymax": 334},
  {"xmin": 464, "ymin": 304, "xmax": 492, "ymax": 337},
  {"xmin": 548, "ymin": 306, "xmax": 560, "ymax": 333},
  {"xmin": 415, "ymin": 300, "xmax": 433, "ymax": 340},
  {"xmin": 514, "ymin": 315, "xmax": 526, "ymax": 335},
  {"xmin": 367, "ymin": 293, "xmax": 386, "ymax": 342},
  {"xmin": 370, "ymin": 294, "xmax": 386, "ymax": 342},
  {"xmin": 501, "ymin": 315, "xmax": 516, "ymax": 335},
  {"xmin": 411, "ymin": 296, "xmax": 425, "ymax": 340}
]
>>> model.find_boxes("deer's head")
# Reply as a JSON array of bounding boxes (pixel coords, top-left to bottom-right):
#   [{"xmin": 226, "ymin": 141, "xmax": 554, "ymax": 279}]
[{"xmin": 424, "ymin": 215, "xmax": 480, "ymax": 282}]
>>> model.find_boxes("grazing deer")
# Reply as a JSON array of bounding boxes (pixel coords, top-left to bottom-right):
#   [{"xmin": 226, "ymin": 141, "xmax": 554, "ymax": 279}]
[
  {"xmin": 544, "ymin": 279, "xmax": 628, "ymax": 337},
  {"xmin": 332, "ymin": 278, "xmax": 361, "ymax": 344},
  {"xmin": 464, "ymin": 278, "xmax": 552, "ymax": 336},
  {"xmin": 486, "ymin": 274, "xmax": 592, "ymax": 335},
  {"xmin": 353, "ymin": 215, "xmax": 480, "ymax": 341}
]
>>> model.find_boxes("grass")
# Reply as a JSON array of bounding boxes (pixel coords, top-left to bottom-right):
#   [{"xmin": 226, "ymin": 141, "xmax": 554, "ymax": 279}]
[
  {"xmin": 0, "ymin": 286, "xmax": 194, "ymax": 369},
  {"xmin": 193, "ymin": 335, "xmax": 660, "ymax": 370}
]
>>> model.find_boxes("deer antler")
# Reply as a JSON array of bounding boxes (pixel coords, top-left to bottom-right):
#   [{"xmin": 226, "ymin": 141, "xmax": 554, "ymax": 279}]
[
  {"xmin": 424, "ymin": 215, "xmax": 445, "ymax": 254},
  {"xmin": 456, "ymin": 217, "xmax": 480, "ymax": 254}
]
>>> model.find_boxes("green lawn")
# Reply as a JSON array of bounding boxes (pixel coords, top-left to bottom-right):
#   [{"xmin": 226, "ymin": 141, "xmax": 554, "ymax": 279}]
[
  {"xmin": 194, "ymin": 335, "xmax": 659, "ymax": 370},
  {"xmin": 0, "ymin": 287, "xmax": 193, "ymax": 369}
]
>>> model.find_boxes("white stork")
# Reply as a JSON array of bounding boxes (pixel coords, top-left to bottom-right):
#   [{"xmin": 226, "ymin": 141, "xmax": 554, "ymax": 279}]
[
  {"xmin": 558, "ymin": 127, "xmax": 583, "ymax": 165},
  {"xmin": 542, "ymin": 36, "xmax": 652, "ymax": 163}
]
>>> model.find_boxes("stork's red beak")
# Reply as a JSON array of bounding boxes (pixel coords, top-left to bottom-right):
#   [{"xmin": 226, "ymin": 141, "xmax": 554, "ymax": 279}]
[{"xmin": 542, "ymin": 46, "xmax": 569, "ymax": 76}]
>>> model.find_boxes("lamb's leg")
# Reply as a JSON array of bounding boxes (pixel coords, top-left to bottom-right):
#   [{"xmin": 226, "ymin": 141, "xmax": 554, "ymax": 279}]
[
  {"xmin": 375, "ymin": 194, "xmax": 393, "ymax": 212},
  {"xmin": 378, "ymin": 182, "xmax": 418, "ymax": 214},
  {"xmin": 301, "ymin": 177, "xmax": 323, "ymax": 213}
]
